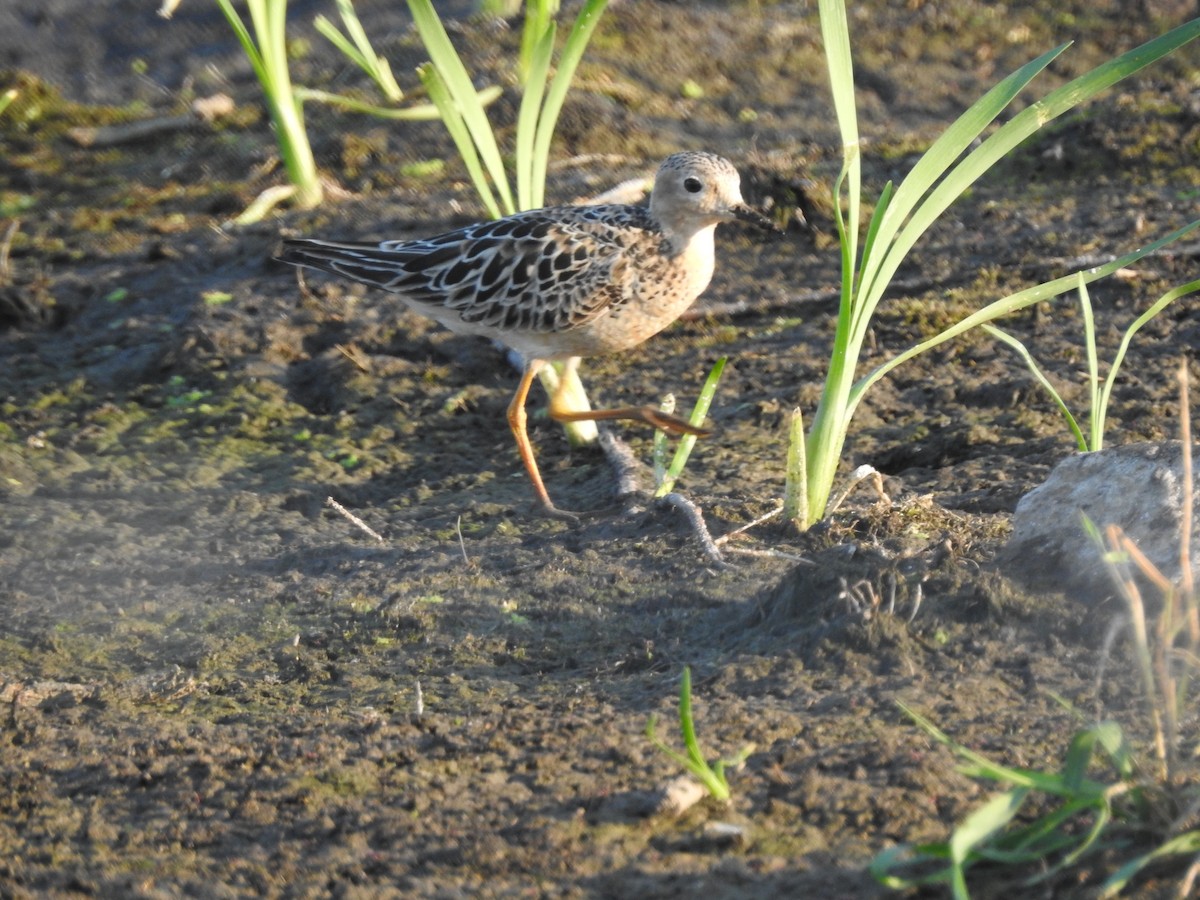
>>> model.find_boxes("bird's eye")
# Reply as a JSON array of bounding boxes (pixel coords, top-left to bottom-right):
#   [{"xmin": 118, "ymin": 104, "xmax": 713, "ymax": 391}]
[{"xmin": 683, "ymin": 176, "xmax": 703, "ymax": 193}]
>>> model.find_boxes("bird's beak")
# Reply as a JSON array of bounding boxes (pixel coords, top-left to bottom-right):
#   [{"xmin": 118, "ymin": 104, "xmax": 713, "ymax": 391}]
[{"xmin": 730, "ymin": 201, "xmax": 781, "ymax": 233}]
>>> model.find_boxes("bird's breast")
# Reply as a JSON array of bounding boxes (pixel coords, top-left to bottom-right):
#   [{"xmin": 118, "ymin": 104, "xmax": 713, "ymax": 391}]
[{"xmin": 521, "ymin": 226, "xmax": 718, "ymax": 359}]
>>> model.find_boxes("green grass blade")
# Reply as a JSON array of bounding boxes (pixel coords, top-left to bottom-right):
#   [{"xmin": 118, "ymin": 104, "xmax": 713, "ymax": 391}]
[
  {"xmin": 418, "ymin": 64, "xmax": 503, "ymax": 219},
  {"xmin": 870, "ymin": 843, "xmax": 956, "ymax": 890},
  {"xmin": 647, "ymin": 667, "xmax": 730, "ymax": 801},
  {"xmin": 858, "ymin": 43, "xmax": 1066, "ymax": 312},
  {"xmin": 866, "ymin": 19, "xmax": 1200, "ymax": 317},
  {"xmin": 315, "ymin": 0, "xmax": 404, "ymax": 102},
  {"xmin": 849, "ymin": 181, "xmax": 895, "ymax": 336},
  {"xmin": 982, "ymin": 324, "xmax": 1089, "ymax": 451},
  {"xmin": 214, "ymin": 0, "xmax": 321, "ymax": 210},
  {"xmin": 407, "ymin": 0, "xmax": 515, "ymax": 214},
  {"xmin": 333, "ymin": 0, "xmax": 375, "ymax": 61},
  {"xmin": 214, "ymin": 0, "xmax": 266, "ymax": 83},
  {"xmin": 949, "ymin": 787, "xmax": 1030, "ymax": 869},
  {"xmin": 679, "ymin": 667, "xmax": 730, "ymax": 800},
  {"xmin": 1076, "ymin": 277, "xmax": 1103, "ymax": 450},
  {"xmin": 1099, "ymin": 277, "xmax": 1200, "ymax": 448},
  {"xmin": 1060, "ymin": 723, "xmax": 1103, "ymax": 792},
  {"xmin": 519, "ymin": 0, "xmax": 559, "ymax": 79},
  {"xmin": 654, "ymin": 357, "xmax": 726, "ymax": 498},
  {"xmin": 530, "ymin": 0, "xmax": 608, "ymax": 209},
  {"xmin": 819, "ymin": 0, "xmax": 860, "ymax": 306},
  {"xmin": 314, "ymin": 13, "xmax": 367, "ymax": 70},
  {"xmin": 515, "ymin": 23, "xmax": 556, "ymax": 211},
  {"xmin": 645, "ymin": 714, "xmax": 699, "ymax": 773},
  {"xmin": 849, "ymin": 218, "xmax": 1200, "ymax": 420},
  {"xmin": 678, "ymin": 667, "xmax": 704, "ymax": 770},
  {"xmin": 1099, "ymin": 829, "xmax": 1200, "ymax": 898}
]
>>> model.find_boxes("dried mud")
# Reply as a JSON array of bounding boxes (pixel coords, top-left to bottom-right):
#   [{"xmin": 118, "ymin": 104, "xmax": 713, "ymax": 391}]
[{"xmin": 2, "ymin": 1, "xmax": 1199, "ymax": 897}]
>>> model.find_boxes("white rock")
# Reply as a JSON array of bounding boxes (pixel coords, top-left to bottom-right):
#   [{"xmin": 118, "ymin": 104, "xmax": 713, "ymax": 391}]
[{"xmin": 1004, "ymin": 441, "xmax": 1200, "ymax": 599}]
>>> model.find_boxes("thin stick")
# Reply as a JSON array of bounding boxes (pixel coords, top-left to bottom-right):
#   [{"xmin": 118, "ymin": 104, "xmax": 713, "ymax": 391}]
[
  {"xmin": 714, "ymin": 503, "xmax": 784, "ymax": 546},
  {"xmin": 325, "ymin": 496, "xmax": 385, "ymax": 543},
  {"xmin": 455, "ymin": 514, "xmax": 470, "ymax": 565}
]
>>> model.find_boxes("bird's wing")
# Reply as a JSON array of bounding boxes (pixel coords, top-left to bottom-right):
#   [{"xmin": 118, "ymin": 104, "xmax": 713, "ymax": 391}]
[{"xmin": 279, "ymin": 206, "xmax": 659, "ymax": 334}]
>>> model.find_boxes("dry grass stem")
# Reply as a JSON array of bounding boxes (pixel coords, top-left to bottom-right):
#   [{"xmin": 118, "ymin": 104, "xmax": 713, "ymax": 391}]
[{"xmin": 325, "ymin": 496, "xmax": 385, "ymax": 543}]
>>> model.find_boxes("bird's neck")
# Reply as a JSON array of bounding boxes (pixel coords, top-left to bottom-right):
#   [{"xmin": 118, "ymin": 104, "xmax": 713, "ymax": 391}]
[
  {"xmin": 662, "ymin": 222, "xmax": 716, "ymax": 259},
  {"xmin": 672, "ymin": 224, "xmax": 717, "ymax": 294}
]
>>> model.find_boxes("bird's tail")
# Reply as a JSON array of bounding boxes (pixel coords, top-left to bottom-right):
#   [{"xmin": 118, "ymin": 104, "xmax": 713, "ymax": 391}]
[{"xmin": 276, "ymin": 238, "xmax": 410, "ymax": 289}]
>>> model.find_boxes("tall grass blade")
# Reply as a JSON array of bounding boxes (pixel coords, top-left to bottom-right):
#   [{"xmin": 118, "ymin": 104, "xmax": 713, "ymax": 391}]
[
  {"xmin": 408, "ymin": 0, "xmax": 515, "ymax": 214},
  {"xmin": 869, "ymin": 18, "xmax": 1200, "ymax": 316},
  {"xmin": 418, "ymin": 64, "xmax": 503, "ymax": 219},
  {"xmin": 860, "ymin": 43, "xmax": 1067, "ymax": 316},
  {"xmin": 213, "ymin": 0, "xmax": 321, "ymax": 212},
  {"xmin": 983, "ymin": 323, "xmax": 1089, "ymax": 451},
  {"xmin": 515, "ymin": 24, "xmax": 556, "ymax": 211},
  {"xmin": 529, "ymin": 0, "xmax": 608, "ymax": 209},
  {"xmin": 1099, "ymin": 279, "xmax": 1200, "ymax": 444},
  {"xmin": 315, "ymin": 0, "xmax": 403, "ymax": 101},
  {"xmin": 948, "ymin": 788, "xmax": 1030, "ymax": 897},
  {"xmin": 849, "ymin": 219, "xmax": 1200, "ymax": 419},
  {"xmin": 1076, "ymin": 277, "xmax": 1102, "ymax": 449}
]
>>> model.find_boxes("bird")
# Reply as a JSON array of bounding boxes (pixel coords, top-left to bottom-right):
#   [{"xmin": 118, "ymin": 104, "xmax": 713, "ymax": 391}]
[{"xmin": 277, "ymin": 151, "xmax": 774, "ymax": 516}]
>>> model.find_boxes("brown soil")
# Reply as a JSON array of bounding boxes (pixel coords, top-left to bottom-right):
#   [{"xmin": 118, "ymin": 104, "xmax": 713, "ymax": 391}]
[{"xmin": 2, "ymin": 1, "xmax": 1199, "ymax": 896}]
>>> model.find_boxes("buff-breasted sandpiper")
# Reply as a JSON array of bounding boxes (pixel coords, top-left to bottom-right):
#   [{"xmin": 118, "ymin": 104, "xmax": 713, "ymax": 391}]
[{"xmin": 278, "ymin": 151, "xmax": 773, "ymax": 516}]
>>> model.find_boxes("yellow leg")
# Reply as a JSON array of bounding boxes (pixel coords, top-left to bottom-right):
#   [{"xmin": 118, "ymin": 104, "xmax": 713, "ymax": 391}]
[
  {"xmin": 507, "ymin": 359, "xmax": 557, "ymax": 512},
  {"xmin": 507, "ymin": 357, "xmax": 715, "ymax": 517},
  {"xmin": 546, "ymin": 357, "xmax": 713, "ymax": 437}
]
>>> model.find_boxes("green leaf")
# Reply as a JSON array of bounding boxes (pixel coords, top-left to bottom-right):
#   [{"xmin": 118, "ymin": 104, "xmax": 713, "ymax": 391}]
[
  {"xmin": 983, "ymin": 323, "xmax": 1089, "ymax": 451},
  {"xmin": 529, "ymin": 0, "xmax": 609, "ymax": 208},
  {"xmin": 407, "ymin": 0, "xmax": 514, "ymax": 214},
  {"xmin": 417, "ymin": 64, "xmax": 503, "ymax": 219}
]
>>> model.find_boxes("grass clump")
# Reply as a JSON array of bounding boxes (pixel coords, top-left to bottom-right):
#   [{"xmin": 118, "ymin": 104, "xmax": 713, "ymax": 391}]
[
  {"xmin": 646, "ymin": 666, "xmax": 753, "ymax": 803},
  {"xmin": 875, "ymin": 363, "xmax": 1200, "ymax": 898},
  {"xmin": 788, "ymin": 0, "xmax": 1200, "ymax": 528}
]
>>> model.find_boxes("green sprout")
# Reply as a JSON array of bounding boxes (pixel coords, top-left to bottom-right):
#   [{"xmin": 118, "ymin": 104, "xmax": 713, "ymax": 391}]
[
  {"xmin": 653, "ymin": 357, "xmax": 727, "ymax": 498},
  {"xmin": 214, "ymin": 0, "xmax": 323, "ymax": 215},
  {"xmin": 873, "ymin": 704, "xmax": 1138, "ymax": 899},
  {"xmin": 406, "ymin": 0, "xmax": 607, "ymax": 217},
  {"xmin": 314, "ymin": 0, "xmax": 403, "ymax": 102},
  {"xmin": 645, "ymin": 666, "xmax": 753, "ymax": 803},
  {"xmin": 210, "ymin": 0, "xmax": 496, "ymax": 222},
  {"xmin": 984, "ymin": 275, "xmax": 1200, "ymax": 452},
  {"xmin": 305, "ymin": 0, "xmax": 501, "ymax": 121},
  {"xmin": 785, "ymin": 0, "xmax": 1200, "ymax": 528}
]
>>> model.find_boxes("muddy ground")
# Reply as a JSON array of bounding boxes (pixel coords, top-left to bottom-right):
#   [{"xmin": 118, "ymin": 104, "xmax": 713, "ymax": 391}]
[{"xmin": 2, "ymin": 0, "xmax": 1199, "ymax": 896}]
